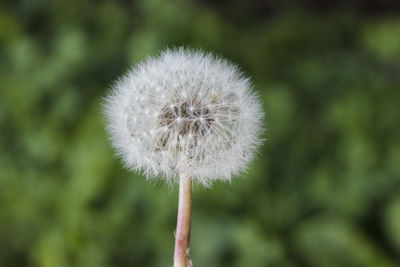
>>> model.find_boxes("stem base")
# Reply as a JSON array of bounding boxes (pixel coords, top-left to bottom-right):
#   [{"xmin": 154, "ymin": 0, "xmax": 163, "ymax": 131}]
[{"xmin": 174, "ymin": 174, "xmax": 192, "ymax": 267}]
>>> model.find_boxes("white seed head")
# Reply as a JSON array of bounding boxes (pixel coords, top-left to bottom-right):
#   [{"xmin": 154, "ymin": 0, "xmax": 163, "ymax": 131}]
[{"xmin": 104, "ymin": 48, "xmax": 264, "ymax": 186}]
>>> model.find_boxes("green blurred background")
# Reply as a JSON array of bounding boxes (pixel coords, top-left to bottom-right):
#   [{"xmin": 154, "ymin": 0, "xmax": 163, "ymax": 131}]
[{"xmin": 1, "ymin": 0, "xmax": 400, "ymax": 266}]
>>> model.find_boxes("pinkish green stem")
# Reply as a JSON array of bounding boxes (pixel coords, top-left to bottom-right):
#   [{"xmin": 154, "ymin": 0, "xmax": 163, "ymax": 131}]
[{"xmin": 174, "ymin": 174, "xmax": 192, "ymax": 267}]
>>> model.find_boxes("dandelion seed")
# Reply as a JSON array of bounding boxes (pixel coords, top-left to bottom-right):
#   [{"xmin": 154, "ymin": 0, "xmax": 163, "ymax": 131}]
[{"xmin": 104, "ymin": 48, "xmax": 263, "ymax": 184}]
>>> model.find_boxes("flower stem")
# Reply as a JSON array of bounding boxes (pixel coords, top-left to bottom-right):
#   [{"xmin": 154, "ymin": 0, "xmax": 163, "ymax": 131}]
[{"xmin": 174, "ymin": 173, "xmax": 192, "ymax": 267}]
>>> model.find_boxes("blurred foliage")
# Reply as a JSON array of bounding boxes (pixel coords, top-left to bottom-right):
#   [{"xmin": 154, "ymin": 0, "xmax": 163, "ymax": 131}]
[{"xmin": 1, "ymin": 0, "xmax": 400, "ymax": 266}]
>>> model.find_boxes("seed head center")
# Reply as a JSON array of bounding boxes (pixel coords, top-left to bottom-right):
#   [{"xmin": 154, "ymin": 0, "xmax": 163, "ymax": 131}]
[{"xmin": 159, "ymin": 101, "xmax": 214, "ymax": 136}]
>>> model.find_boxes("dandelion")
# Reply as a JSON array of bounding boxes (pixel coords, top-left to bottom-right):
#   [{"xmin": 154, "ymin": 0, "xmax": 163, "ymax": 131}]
[{"xmin": 104, "ymin": 48, "xmax": 264, "ymax": 267}]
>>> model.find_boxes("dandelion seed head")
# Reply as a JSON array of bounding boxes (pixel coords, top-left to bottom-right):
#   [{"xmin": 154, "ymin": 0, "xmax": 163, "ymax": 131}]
[{"xmin": 104, "ymin": 48, "xmax": 264, "ymax": 186}]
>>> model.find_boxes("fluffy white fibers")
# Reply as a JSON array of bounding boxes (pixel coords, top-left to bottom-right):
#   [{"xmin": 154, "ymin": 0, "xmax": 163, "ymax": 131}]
[{"xmin": 104, "ymin": 48, "xmax": 264, "ymax": 186}]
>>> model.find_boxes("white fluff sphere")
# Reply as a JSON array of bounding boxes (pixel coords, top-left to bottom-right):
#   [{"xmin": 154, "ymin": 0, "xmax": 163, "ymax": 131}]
[{"xmin": 104, "ymin": 48, "xmax": 264, "ymax": 186}]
